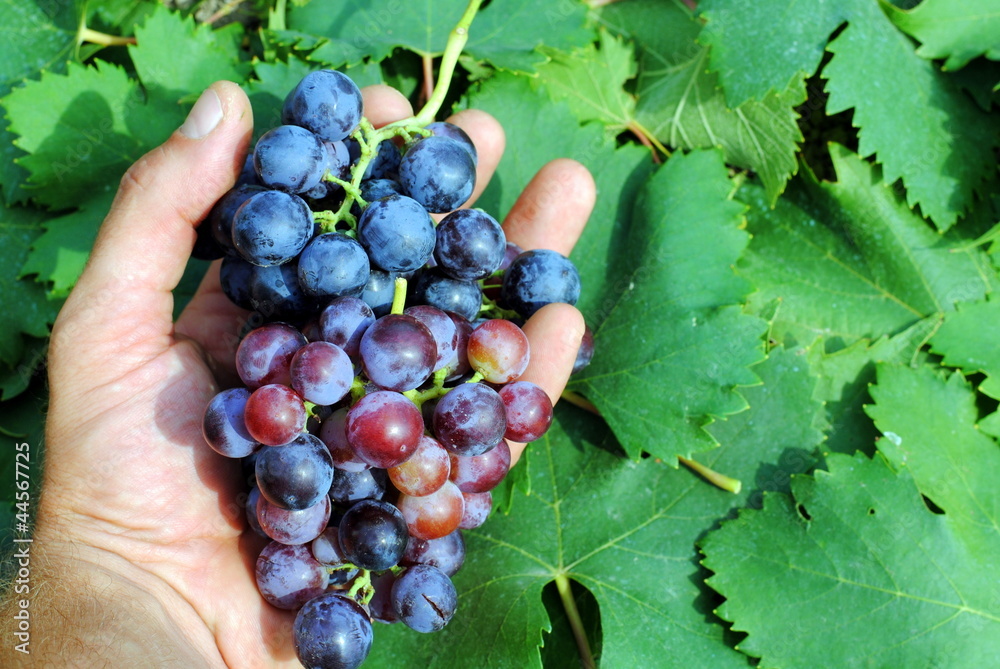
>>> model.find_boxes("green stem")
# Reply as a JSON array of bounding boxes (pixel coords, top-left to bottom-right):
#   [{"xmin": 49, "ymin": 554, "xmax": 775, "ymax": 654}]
[
  {"xmin": 79, "ymin": 27, "xmax": 136, "ymax": 47},
  {"xmin": 560, "ymin": 390, "xmax": 600, "ymax": 415},
  {"xmin": 465, "ymin": 371, "xmax": 484, "ymax": 384},
  {"xmin": 555, "ymin": 575, "xmax": 595, "ymax": 669},
  {"xmin": 269, "ymin": 0, "xmax": 287, "ymax": 31},
  {"xmin": 390, "ymin": 278, "xmax": 408, "ymax": 315},
  {"xmin": 679, "ymin": 456, "xmax": 742, "ymax": 494}
]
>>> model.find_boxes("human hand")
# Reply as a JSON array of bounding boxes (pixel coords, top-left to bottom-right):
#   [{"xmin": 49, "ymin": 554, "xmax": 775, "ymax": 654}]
[{"xmin": 25, "ymin": 81, "xmax": 593, "ymax": 667}]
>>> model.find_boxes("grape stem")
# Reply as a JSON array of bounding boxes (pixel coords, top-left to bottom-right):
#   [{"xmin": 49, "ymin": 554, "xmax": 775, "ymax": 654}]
[
  {"xmin": 78, "ymin": 27, "xmax": 136, "ymax": 47},
  {"xmin": 390, "ymin": 277, "xmax": 408, "ymax": 315},
  {"xmin": 679, "ymin": 456, "xmax": 742, "ymax": 494},
  {"xmin": 555, "ymin": 574, "xmax": 596, "ymax": 669}
]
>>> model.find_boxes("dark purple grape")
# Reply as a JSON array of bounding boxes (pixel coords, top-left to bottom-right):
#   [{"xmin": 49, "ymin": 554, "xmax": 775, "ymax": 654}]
[
  {"xmin": 244, "ymin": 384, "xmax": 307, "ymax": 446},
  {"xmin": 257, "ymin": 494, "xmax": 331, "ymax": 545},
  {"xmin": 246, "ymin": 486, "xmax": 268, "ymax": 538},
  {"xmin": 293, "ymin": 593, "xmax": 372, "ymax": 669},
  {"xmin": 396, "ymin": 480, "xmax": 464, "ymax": 541},
  {"xmin": 311, "ymin": 527, "xmax": 360, "ymax": 586},
  {"xmin": 236, "ymin": 322, "xmax": 307, "ymax": 390},
  {"xmin": 501, "ymin": 249, "xmax": 581, "ymax": 317},
  {"xmin": 442, "ymin": 313, "xmax": 473, "ymax": 380},
  {"xmin": 404, "ymin": 305, "xmax": 459, "ymax": 372},
  {"xmin": 573, "ymin": 324, "xmax": 595, "ymax": 374},
  {"xmin": 209, "ymin": 184, "xmax": 266, "ymax": 252},
  {"xmin": 283, "ymin": 70, "xmax": 364, "ymax": 142},
  {"xmin": 459, "ymin": 490, "xmax": 492, "ymax": 529},
  {"xmin": 297, "ymin": 233, "xmax": 370, "ymax": 299},
  {"xmin": 359, "ymin": 314, "xmax": 436, "ymax": 392},
  {"xmin": 391, "ymin": 564, "xmax": 458, "ymax": 633},
  {"xmin": 449, "ymin": 439, "xmax": 511, "ymax": 493},
  {"xmin": 357, "ymin": 195, "xmax": 435, "ymax": 272},
  {"xmin": 338, "ymin": 499, "xmax": 409, "ymax": 571},
  {"xmin": 319, "ymin": 408, "xmax": 369, "ymax": 472},
  {"xmin": 255, "ymin": 541, "xmax": 327, "ymax": 610},
  {"xmin": 434, "ymin": 209, "xmax": 506, "ymax": 281},
  {"xmin": 401, "ymin": 530, "xmax": 465, "ymax": 577},
  {"xmin": 433, "ymin": 382, "xmax": 507, "ymax": 456},
  {"xmin": 255, "ymin": 433, "xmax": 335, "ymax": 510},
  {"xmin": 319, "ymin": 297, "xmax": 375, "ymax": 360},
  {"xmin": 500, "ymin": 381, "xmax": 554, "ymax": 442},
  {"xmin": 192, "ymin": 218, "xmax": 225, "ymax": 260},
  {"xmin": 361, "ymin": 269, "xmax": 397, "ymax": 317},
  {"xmin": 411, "ymin": 269, "xmax": 482, "ymax": 321},
  {"xmin": 329, "ymin": 467, "xmax": 387, "ymax": 506},
  {"xmin": 253, "ymin": 124, "xmax": 327, "ymax": 194},
  {"xmin": 399, "ymin": 136, "xmax": 475, "ymax": 213},
  {"xmin": 202, "ymin": 388, "xmax": 261, "ymax": 458},
  {"xmin": 220, "ymin": 255, "xmax": 255, "ymax": 309},
  {"xmin": 346, "ymin": 391, "xmax": 424, "ymax": 468},
  {"xmin": 248, "ymin": 260, "xmax": 320, "ymax": 320},
  {"xmin": 368, "ymin": 571, "xmax": 399, "ymax": 623},
  {"xmin": 426, "ymin": 121, "xmax": 477, "ymax": 164},
  {"xmin": 290, "ymin": 341, "xmax": 354, "ymax": 406},
  {"xmin": 232, "ymin": 190, "xmax": 314, "ymax": 266}
]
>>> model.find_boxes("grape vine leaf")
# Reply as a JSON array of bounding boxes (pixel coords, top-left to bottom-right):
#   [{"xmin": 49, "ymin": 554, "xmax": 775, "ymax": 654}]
[
  {"xmin": 569, "ymin": 150, "xmax": 767, "ymax": 463},
  {"xmin": 0, "ymin": 0, "xmax": 80, "ymax": 204},
  {"xmin": 930, "ymin": 296, "xmax": 1000, "ymax": 398},
  {"xmin": 601, "ymin": 0, "xmax": 803, "ymax": 204},
  {"xmin": 0, "ymin": 206, "xmax": 61, "ymax": 371},
  {"xmin": 289, "ymin": 0, "xmax": 593, "ymax": 73},
  {"xmin": 371, "ymin": 347, "xmax": 824, "ymax": 667},
  {"xmin": 705, "ymin": 363, "xmax": 1000, "ymax": 667},
  {"xmin": 737, "ymin": 146, "xmax": 995, "ymax": 351},
  {"xmin": 886, "ymin": 0, "xmax": 1000, "ymax": 71}
]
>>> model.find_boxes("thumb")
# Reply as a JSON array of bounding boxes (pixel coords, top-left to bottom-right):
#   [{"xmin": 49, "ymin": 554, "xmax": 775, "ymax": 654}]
[{"xmin": 52, "ymin": 81, "xmax": 253, "ymax": 371}]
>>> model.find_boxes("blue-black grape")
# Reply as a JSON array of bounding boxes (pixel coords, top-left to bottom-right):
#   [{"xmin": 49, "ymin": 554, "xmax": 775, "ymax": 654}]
[
  {"xmin": 359, "ymin": 178, "xmax": 403, "ymax": 204},
  {"xmin": 337, "ymin": 499, "xmax": 409, "ymax": 571},
  {"xmin": 192, "ymin": 218, "xmax": 225, "ymax": 260},
  {"xmin": 500, "ymin": 249, "xmax": 581, "ymax": 317},
  {"xmin": 294, "ymin": 593, "xmax": 373, "ymax": 669},
  {"xmin": 425, "ymin": 122, "xmax": 477, "ymax": 165},
  {"xmin": 253, "ymin": 125, "xmax": 327, "ymax": 194},
  {"xmin": 361, "ymin": 269, "xmax": 397, "ymax": 317},
  {"xmin": 411, "ymin": 269, "xmax": 482, "ymax": 321},
  {"xmin": 434, "ymin": 209, "xmax": 505, "ymax": 281},
  {"xmin": 232, "ymin": 190, "xmax": 313, "ymax": 266},
  {"xmin": 357, "ymin": 195, "xmax": 435, "ymax": 272},
  {"xmin": 391, "ymin": 564, "xmax": 458, "ymax": 633},
  {"xmin": 297, "ymin": 233, "xmax": 370, "ymax": 299},
  {"xmin": 399, "ymin": 136, "xmax": 475, "ymax": 213},
  {"xmin": 256, "ymin": 433, "xmax": 335, "ymax": 510},
  {"xmin": 220, "ymin": 255, "xmax": 255, "ymax": 309},
  {"xmin": 248, "ymin": 260, "xmax": 319, "ymax": 319},
  {"xmin": 283, "ymin": 70, "xmax": 364, "ymax": 142},
  {"xmin": 209, "ymin": 184, "xmax": 266, "ymax": 253},
  {"xmin": 329, "ymin": 467, "xmax": 387, "ymax": 506}
]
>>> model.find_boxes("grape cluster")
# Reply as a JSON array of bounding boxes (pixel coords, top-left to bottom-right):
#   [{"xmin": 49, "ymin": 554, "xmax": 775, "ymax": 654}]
[{"xmin": 197, "ymin": 69, "xmax": 588, "ymax": 669}]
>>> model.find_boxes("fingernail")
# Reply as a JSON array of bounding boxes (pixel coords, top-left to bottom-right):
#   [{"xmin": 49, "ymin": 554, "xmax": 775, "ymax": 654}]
[{"xmin": 179, "ymin": 88, "xmax": 223, "ymax": 139}]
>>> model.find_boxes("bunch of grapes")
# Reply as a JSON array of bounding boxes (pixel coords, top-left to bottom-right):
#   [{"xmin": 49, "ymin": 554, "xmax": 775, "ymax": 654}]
[{"xmin": 197, "ymin": 69, "xmax": 589, "ymax": 669}]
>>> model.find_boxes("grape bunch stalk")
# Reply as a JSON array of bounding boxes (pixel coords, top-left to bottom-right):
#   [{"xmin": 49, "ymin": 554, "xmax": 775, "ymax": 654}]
[{"xmin": 195, "ymin": 8, "xmax": 591, "ymax": 669}]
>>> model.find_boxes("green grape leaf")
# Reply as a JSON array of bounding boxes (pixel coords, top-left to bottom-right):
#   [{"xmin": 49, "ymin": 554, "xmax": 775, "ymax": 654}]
[
  {"xmin": 930, "ymin": 296, "xmax": 1000, "ymax": 398},
  {"xmin": 739, "ymin": 146, "xmax": 993, "ymax": 352},
  {"xmin": 0, "ymin": 206, "xmax": 62, "ymax": 368},
  {"xmin": 19, "ymin": 190, "xmax": 115, "ymax": 297},
  {"xmin": 887, "ymin": 0, "xmax": 1000, "ymax": 71},
  {"xmin": 569, "ymin": 150, "xmax": 766, "ymax": 463},
  {"xmin": 0, "ymin": 337, "xmax": 47, "ymax": 401},
  {"xmin": 602, "ymin": 0, "xmax": 803, "ymax": 204},
  {"xmin": 290, "ymin": 0, "xmax": 593, "ymax": 72},
  {"xmin": 533, "ymin": 32, "xmax": 637, "ymax": 133},
  {"xmin": 373, "ymin": 347, "xmax": 824, "ymax": 667},
  {"xmin": 86, "ymin": 0, "xmax": 155, "ymax": 33}
]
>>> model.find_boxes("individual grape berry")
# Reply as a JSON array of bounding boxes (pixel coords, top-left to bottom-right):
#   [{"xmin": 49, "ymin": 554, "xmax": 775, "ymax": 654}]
[
  {"xmin": 290, "ymin": 341, "xmax": 353, "ymax": 406},
  {"xmin": 190, "ymin": 226, "xmax": 223, "ymax": 266},
  {"xmin": 329, "ymin": 467, "xmax": 387, "ymax": 506},
  {"xmin": 359, "ymin": 314, "xmax": 436, "ymax": 392},
  {"xmin": 346, "ymin": 391, "xmax": 424, "ymax": 469},
  {"xmin": 433, "ymin": 382, "xmax": 507, "ymax": 456},
  {"xmin": 467, "ymin": 319, "xmax": 530, "ymax": 383},
  {"xmin": 338, "ymin": 499, "xmax": 409, "ymax": 571},
  {"xmin": 232, "ymin": 190, "xmax": 314, "ymax": 266},
  {"xmin": 248, "ymin": 260, "xmax": 319, "ymax": 319},
  {"xmin": 411, "ymin": 269, "xmax": 482, "ymax": 321},
  {"xmin": 401, "ymin": 530, "xmax": 465, "ymax": 577},
  {"xmin": 319, "ymin": 296, "xmax": 376, "ymax": 359},
  {"xmin": 404, "ymin": 305, "xmax": 459, "ymax": 372},
  {"xmin": 391, "ymin": 564, "xmax": 458, "ymax": 633},
  {"xmin": 459, "ymin": 490, "xmax": 492, "ymax": 529},
  {"xmin": 368, "ymin": 571, "xmax": 399, "ymax": 624},
  {"xmin": 434, "ymin": 209, "xmax": 506, "ymax": 281},
  {"xmin": 255, "ymin": 433, "xmax": 335, "ymax": 510},
  {"xmin": 319, "ymin": 408, "xmax": 369, "ymax": 472},
  {"xmin": 253, "ymin": 124, "xmax": 327, "ymax": 194},
  {"xmin": 360, "ymin": 178, "xmax": 403, "ymax": 204},
  {"xmin": 294, "ymin": 593, "xmax": 373, "ymax": 669},
  {"xmin": 219, "ymin": 255, "xmax": 255, "ymax": 309},
  {"xmin": 246, "ymin": 486, "xmax": 268, "ymax": 538},
  {"xmin": 442, "ymin": 313, "xmax": 473, "ymax": 380},
  {"xmin": 399, "ymin": 136, "xmax": 475, "ymax": 213},
  {"xmin": 361, "ymin": 269, "xmax": 397, "ymax": 317},
  {"xmin": 449, "ymin": 439, "xmax": 511, "ymax": 493},
  {"xmin": 388, "ymin": 435, "xmax": 451, "ymax": 497},
  {"xmin": 297, "ymin": 233, "xmax": 370, "ymax": 299},
  {"xmin": 202, "ymin": 388, "xmax": 262, "ymax": 458},
  {"xmin": 426, "ymin": 121, "xmax": 477, "ymax": 164},
  {"xmin": 208, "ymin": 183, "xmax": 266, "ymax": 253},
  {"xmin": 236, "ymin": 322, "xmax": 307, "ymax": 390},
  {"xmin": 257, "ymin": 494, "xmax": 331, "ymax": 545},
  {"xmin": 484, "ymin": 241, "xmax": 524, "ymax": 301},
  {"xmin": 311, "ymin": 527, "xmax": 360, "ymax": 586},
  {"xmin": 244, "ymin": 384, "xmax": 307, "ymax": 446},
  {"xmin": 361, "ymin": 139, "xmax": 402, "ymax": 180},
  {"xmin": 501, "ymin": 249, "xmax": 581, "ymax": 317},
  {"xmin": 573, "ymin": 324, "xmax": 595, "ymax": 374},
  {"xmin": 357, "ymin": 194, "xmax": 436, "ymax": 272},
  {"xmin": 255, "ymin": 541, "xmax": 327, "ymax": 610},
  {"xmin": 396, "ymin": 480, "xmax": 464, "ymax": 540},
  {"xmin": 499, "ymin": 381, "xmax": 553, "ymax": 442},
  {"xmin": 283, "ymin": 70, "xmax": 364, "ymax": 142}
]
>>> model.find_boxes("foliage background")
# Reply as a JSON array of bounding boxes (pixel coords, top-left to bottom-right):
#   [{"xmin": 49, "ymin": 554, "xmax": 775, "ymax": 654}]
[{"xmin": 1, "ymin": 0, "xmax": 999, "ymax": 666}]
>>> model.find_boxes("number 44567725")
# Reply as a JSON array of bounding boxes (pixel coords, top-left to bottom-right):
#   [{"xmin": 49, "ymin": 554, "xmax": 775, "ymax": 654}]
[{"xmin": 14, "ymin": 442, "xmax": 30, "ymax": 529}]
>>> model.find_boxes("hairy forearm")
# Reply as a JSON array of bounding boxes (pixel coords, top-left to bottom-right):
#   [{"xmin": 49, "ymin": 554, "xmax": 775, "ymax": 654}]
[{"xmin": 0, "ymin": 540, "xmax": 213, "ymax": 668}]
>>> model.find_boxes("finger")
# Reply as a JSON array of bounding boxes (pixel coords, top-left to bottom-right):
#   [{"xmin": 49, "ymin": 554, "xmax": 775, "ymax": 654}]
[
  {"xmin": 444, "ymin": 109, "xmax": 505, "ymax": 211},
  {"xmin": 501, "ymin": 159, "xmax": 595, "ymax": 255},
  {"xmin": 53, "ymin": 81, "xmax": 254, "ymax": 371},
  {"xmin": 363, "ymin": 85, "xmax": 414, "ymax": 128},
  {"xmin": 507, "ymin": 303, "xmax": 586, "ymax": 465}
]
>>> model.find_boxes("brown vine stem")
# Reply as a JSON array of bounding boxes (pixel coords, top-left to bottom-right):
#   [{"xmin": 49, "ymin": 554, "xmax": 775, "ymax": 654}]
[
  {"xmin": 627, "ymin": 121, "xmax": 669, "ymax": 163},
  {"xmin": 421, "ymin": 54, "xmax": 436, "ymax": 108}
]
